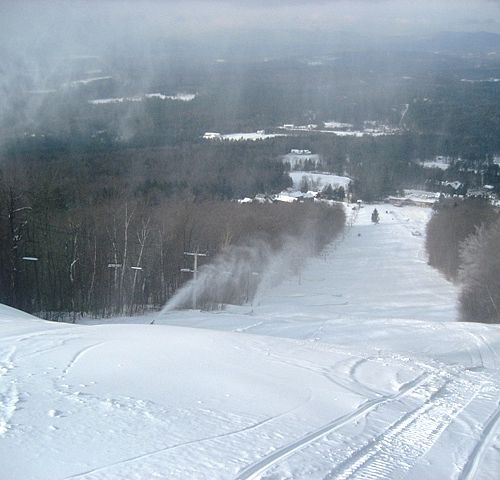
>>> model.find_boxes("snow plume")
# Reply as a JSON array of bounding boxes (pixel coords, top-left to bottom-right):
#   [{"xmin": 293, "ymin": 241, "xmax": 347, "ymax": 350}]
[{"xmin": 161, "ymin": 234, "xmax": 314, "ymax": 313}]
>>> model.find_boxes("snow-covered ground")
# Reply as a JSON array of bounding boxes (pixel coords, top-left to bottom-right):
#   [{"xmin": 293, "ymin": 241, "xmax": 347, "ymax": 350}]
[
  {"xmin": 323, "ymin": 121, "xmax": 354, "ymax": 129},
  {"xmin": 203, "ymin": 132, "xmax": 287, "ymax": 142},
  {"xmin": 66, "ymin": 76, "xmax": 113, "ymax": 87},
  {"xmin": 278, "ymin": 124, "xmax": 401, "ymax": 137},
  {"xmin": 421, "ymin": 160, "xmax": 451, "ymax": 170},
  {"xmin": 1, "ymin": 205, "xmax": 500, "ymax": 479},
  {"xmin": 461, "ymin": 78, "xmax": 500, "ymax": 83},
  {"xmin": 289, "ymin": 171, "xmax": 351, "ymax": 191},
  {"xmin": 89, "ymin": 93, "xmax": 197, "ymax": 105}
]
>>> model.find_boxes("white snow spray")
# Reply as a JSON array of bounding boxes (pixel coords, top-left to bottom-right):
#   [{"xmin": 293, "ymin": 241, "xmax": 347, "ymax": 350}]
[{"xmin": 160, "ymin": 233, "xmax": 316, "ymax": 314}]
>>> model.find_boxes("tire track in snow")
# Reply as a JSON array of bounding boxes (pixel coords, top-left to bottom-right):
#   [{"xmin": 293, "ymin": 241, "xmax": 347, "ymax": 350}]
[
  {"xmin": 322, "ymin": 372, "xmax": 481, "ymax": 480},
  {"xmin": 459, "ymin": 388, "xmax": 500, "ymax": 480},
  {"xmin": 345, "ymin": 357, "xmax": 384, "ymax": 398},
  {"xmin": 234, "ymin": 372, "xmax": 429, "ymax": 480},
  {"xmin": 266, "ymin": 352, "xmax": 383, "ymax": 400}
]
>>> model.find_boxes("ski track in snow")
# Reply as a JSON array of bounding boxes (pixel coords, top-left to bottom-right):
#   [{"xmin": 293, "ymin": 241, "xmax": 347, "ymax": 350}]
[
  {"xmin": 235, "ymin": 372, "xmax": 430, "ymax": 480},
  {"xmin": 458, "ymin": 383, "xmax": 500, "ymax": 480},
  {"xmin": 323, "ymin": 372, "xmax": 480, "ymax": 480},
  {"xmin": 264, "ymin": 350, "xmax": 383, "ymax": 399},
  {"xmin": 236, "ymin": 349, "xmax": 496, "ymax": 480},
  {"xmin": 62, "ymin": 342, "xmax": 108, "ymax": 377}
]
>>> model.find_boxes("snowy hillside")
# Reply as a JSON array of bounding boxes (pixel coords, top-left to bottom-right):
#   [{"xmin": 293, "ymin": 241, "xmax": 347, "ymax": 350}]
[{"xmin": 1, "ymin": 205, "xmax": 500, "ymax": 479}]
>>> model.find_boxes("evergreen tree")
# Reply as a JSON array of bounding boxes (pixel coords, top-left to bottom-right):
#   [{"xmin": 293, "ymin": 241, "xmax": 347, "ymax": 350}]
[
  {"xmin": 333, "ymin": 186, "xmax": 345, "ymax": 201},
  {"xmin": 371, "ymin": 208, "xmax": 380, "ymax": 224},
  {"xmin": 299, "ymin": 176, "xmax": 310, "ymax": 193},
  {"xmin": 320, "ymin": 184, "xmax": 335, "ymax": 200}
]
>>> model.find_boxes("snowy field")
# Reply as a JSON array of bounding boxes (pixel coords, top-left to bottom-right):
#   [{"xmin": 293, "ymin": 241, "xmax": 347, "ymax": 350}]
[
  {"xmin": 1, "ymin": 205, "xmax": 500, "ymax": 479},
  {"xmin": 203, "ymin": 132, "xmax": 287, "ymax": 142},
  {"xmin": 89, "ymin": 93, "xmax": 197, "ymax": 105},
  {"xmin": 289, "ymin": 171, "xmax": 351, "ymax": 191},
  {"xmin": 421, "ymin": 160, "xmax": 451, "ymax": 170}
]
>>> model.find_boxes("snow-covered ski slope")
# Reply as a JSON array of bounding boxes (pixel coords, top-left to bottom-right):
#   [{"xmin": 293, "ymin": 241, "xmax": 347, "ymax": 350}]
[{"xmin": 1, "ymin": 204, "xmax": 500, "ymax": 479}]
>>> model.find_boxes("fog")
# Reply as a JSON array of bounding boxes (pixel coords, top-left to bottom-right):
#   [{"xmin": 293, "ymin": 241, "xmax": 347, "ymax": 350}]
[
  {"xmin": 2, "ymin": 1, "xmax": 500, "ymax": 41},
  {"xmin": 2, "ymin": 0, "xmax": 499, "ymax": 60},
  {"xmin": 1, "ymin": 0, "xmax": 500, "ymax": 142}
]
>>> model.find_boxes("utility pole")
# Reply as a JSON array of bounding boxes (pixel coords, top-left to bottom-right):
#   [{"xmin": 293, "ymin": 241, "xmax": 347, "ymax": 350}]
[{"xmin": 181, "ymin": 251, "xmax": 208, "ymax": 309}]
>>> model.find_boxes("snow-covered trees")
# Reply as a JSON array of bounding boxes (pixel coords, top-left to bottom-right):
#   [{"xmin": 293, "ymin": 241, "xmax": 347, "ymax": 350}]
[
  {"xmin": 425, "ymin": 199, "xmax": 497, "ymax": 280},
  {"xmin": 318, "ymin": 184, "xmax": 345, "ymax": 201},
  {"xmin": 425, "ymin": 198, "xmax": 500, "ymax": 324},
  {"xmin": 299, "ymin": 176, "xmax": 310, "ymax": 193},
  {"xmin": 459, "ymin": 220, "xmax": 500, "ymax": 324}
]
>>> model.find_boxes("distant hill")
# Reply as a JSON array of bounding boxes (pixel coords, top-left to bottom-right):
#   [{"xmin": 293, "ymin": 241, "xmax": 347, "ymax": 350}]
[{"xmin": 422, "ymin": 31, "xmax": 500, "ymax": 53}]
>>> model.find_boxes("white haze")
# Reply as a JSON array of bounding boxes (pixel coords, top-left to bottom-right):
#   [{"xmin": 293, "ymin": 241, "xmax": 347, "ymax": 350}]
[
  {"xmin": 2, "ymin": 1, "xmax": 500, "ymax": 42},
  {"xmin": 1, "ymin": 0, "xmax": 499, "ymax": 139},
  {"xmin": 161, "ymin": 235, "xmax": 315, "ymax": 313}
]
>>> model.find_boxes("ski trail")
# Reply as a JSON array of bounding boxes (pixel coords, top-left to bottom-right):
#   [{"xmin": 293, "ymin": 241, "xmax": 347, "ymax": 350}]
[
  {"xmin": 474, "ymin": 333, "xmax": 500, "ymax": 369},
  {"xmin": 234, "ymin": 372, "xmax": 428, "ymax": 480},
  {"xmin": 234, "ymin": 322, "xmax": 264, "ymax": 333},
  {"xmin": 400, "ymin": 103, "xmax": 410, "ymax": 128},
  {"xmin": 459, "ymin": 328, "xmax": 499, "ymax": 370},
  {"xmin": 0, "ymin": 346, "xmax": 19, "ymax": 437},
  {"xmin": 459, "ymin": 392, "xmax": 500, "ymax": 480},
  {"xmin": 62, "ymin": 342, "xmax": 107, "ymax": 377},
  {"xmin": 0, "ymin": 383, "xmax": 19, "ymax": 436},
  {"xmin": 323, "ymin": 372, "xmax": 481, "ymax": 480},
  {"xmin": 63, "ymin": 391, "xmax": 312, "ymax": 479}
]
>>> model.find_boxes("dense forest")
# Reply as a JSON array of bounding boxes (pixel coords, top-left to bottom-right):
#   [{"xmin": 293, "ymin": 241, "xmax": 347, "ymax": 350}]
[{"xmin": 0, "ymin": 141, "xmax": 345, "ymax": 319}]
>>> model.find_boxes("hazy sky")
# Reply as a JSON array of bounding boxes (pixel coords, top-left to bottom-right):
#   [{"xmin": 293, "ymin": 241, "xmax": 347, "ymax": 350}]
[{"xmin": 2, "ymin": 0, "xmax": 500, "ymax": 41}]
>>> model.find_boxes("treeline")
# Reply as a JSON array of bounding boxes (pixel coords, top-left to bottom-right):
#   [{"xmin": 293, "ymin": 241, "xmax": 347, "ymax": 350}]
[
  {"xmin": 0, "ymin": 136, "xmax": 348, "ymax": 319},
  {"xmin": 425, "ymin": 198, "xmax": 500, "ymax": 323},
  {"xmin": 1, "ymin": 142, "xmax": 292, "ymax": 207},
  {"xmin": 407, "ymin": 82, "xmax": 500, "ymax": 158},
  {"xmin": 4, "ymin": 126, "xmax": 498, "ymax": 207},
  {"xmin": 0, "ymin": 189, "xmax": 345, "ymax": 319},
  {"xmin": 8, "ymin": 128, "xmax": 492, "ymax": 206},
  {"xmin": 0, "ymin": 132, "xmax": 427, "ymax": 204}
]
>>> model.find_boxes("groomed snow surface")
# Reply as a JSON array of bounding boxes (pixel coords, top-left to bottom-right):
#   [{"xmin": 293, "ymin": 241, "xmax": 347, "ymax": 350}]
[{"xmin": 1, "ymin": 205, "xmax": 500, "ymax": 480}]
